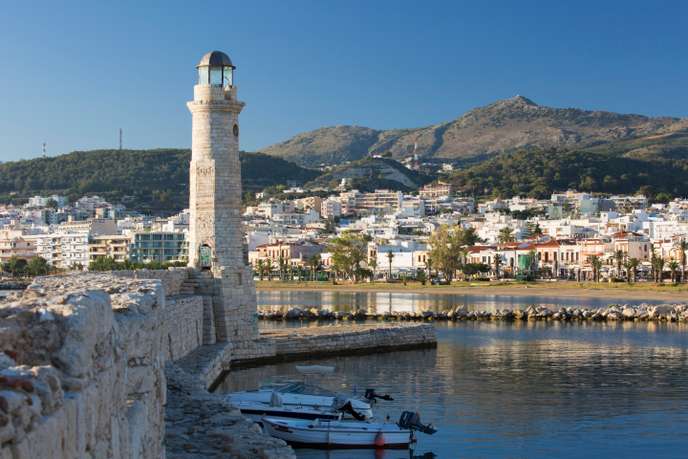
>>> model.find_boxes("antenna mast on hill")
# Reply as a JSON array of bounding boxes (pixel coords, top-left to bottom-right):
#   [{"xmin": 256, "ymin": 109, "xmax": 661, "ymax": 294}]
[
  {"xmin": 119, "ymin": 128, "xmax": 123, "ymax": 151},
  {"xmin": 42, "ymin": 142, "xmax": 47, "ymax": 157}
]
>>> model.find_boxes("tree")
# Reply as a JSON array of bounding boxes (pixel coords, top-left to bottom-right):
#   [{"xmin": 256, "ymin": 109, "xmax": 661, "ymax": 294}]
[
  {"xmin": 264, "ymin": 259, "xmax": 273, "ymax": 281},
  {"xmin": 493, "ymin": 253, "xmax": 503, "ymax": 279},
  {"xmin": 416, "ymin": 268, "xmax": 427, "ymax": 285},
  {"xmin": 498, "ymin": 227, "xmax": 515, "ymax": 243},
  {"xmin": 527, "ymin": 249, "xmax": 539, "ymax": 279},
  {"xmin": 614, "ymin": 250, "xmax": 625, "ymax": 280},
  {"xmin": 455, "ymin": 226, "xmax": 481, "ymax": 247},
  {"xmin": 624, "ymin": 257, "xmax": 640, "ymax": 283},
  {"xmin": 27, "ymin": 257, "xmax": 50, "ymax": 276},
  {"xmin": 308, "ymin": 254, "xmax": 322, "ymax": 281},
  {"xmin": 256, "ymin": 259, "xmax": 265, "ymax": 281},
  {"xmin": 677, "ymin": 239, "xmax": 688, "ymax": 283},
  {"xmin": 328, "ymin": 231, "xmax": 371, "ymax": 282},
  {"xmin": 5, "ymin": 256, "xmax": 27, "ymax": 277},
  {"xmin": 368, "ymin": 256, "xmax": 377, "ymax": 280},
  {"xmin": 386, "ymin": 251, "xmax": 395, "ymax": 281},
  {"xmin": 668, "ymin": 260, "xmax": 680, "ymax": 284},
  {"xmin": 428, "ymin": 225, "xmax": 462, "ymax": 284},
  {"xmin": 526, "ymin": 222, "xmax": 543, "ymax": 239},
  {"xmin": 278, "ymin": 254, "xmax": 287, "ymax": 281},
  {"xmin": 89, "ymin": 256, "xmax": 118, "ymax": 272},
  {"xmin": 651, "ymin": 253, "xmax": 665, "ymax": 283},
  {"xmin": 588, "ymin": 255, "xmax": 602, "ymax": 282}
]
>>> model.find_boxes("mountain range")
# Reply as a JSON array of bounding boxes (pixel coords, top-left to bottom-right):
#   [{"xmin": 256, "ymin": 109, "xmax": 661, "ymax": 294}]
[{"xmin": 261, "ymin": 96, "xmax": 686, "ymax": 166}]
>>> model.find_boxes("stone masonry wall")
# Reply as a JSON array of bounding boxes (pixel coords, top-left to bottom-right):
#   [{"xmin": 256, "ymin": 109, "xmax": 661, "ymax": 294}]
[
  {"xmin": 162, "ymin": 296, "xmax": 204, "ymax": 362},
  {"xmin": 112, "ymin": 268, "xmax": 188, "ymax": 297},
  {"xmin": 0, "ymin": 274, "xmax": 168, "ymax": 459},
  {"xmin": 0, "ymin": 270, "xmax": 294, "ymax": 459}
]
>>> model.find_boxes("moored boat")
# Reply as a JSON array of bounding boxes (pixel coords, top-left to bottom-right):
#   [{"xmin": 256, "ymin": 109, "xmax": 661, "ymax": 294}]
[
  {"xmin": 262, "ymin": 417, "xmax": 413, "ymax": 448},
  {"xmin": 262, "ymin": 411, "xmax": 437, "ymax": 449},
  {"xmin": 226, "ymin": 381, "xmax": 377, "ymax": 420}
]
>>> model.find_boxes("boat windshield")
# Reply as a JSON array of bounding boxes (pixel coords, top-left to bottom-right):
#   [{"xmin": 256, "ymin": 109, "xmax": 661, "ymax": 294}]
[{"xmin": 275, "ymin": 382, "xmax": 336, "ymax": 396}]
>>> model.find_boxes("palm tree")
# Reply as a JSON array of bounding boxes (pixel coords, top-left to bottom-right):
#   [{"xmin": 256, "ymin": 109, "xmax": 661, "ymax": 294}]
[
  {"xmin": 426, "ymin": 256, "xmax": 433, "ymax": 280},
  {"xmin": 278, "ymin": 254, "xmax": 287, "ymax": 281},
  {"xmin": 264, "ymin": 259, "xmax": 274, "ymax": 281},
  {"xmin": 493, "ymin": 253, "xmax": 502, "ymax": 279},
  {"xmin": 668, "ymin": 259, "xmax": 680, "ymax": 284},
  {"xmin": 588, "ymin": 255, "xmax": 602, "ymax": 282},
  {"xmin": 498, "ymin": 227, "xmax": 515, "ymax": 243},
  {"xmin": 368, "ymin": 256, "xmax": 378, "ymax": 280},
  {"xmin": 614, "ymin": 250, "xmax": 625, "ymax": 280},
  {"xmin": 651, "ymin": 253, "xmax": 665, "ymax": 283},
  {"xmin": 386, "ymin": 251, "xmax": 395, "ymax": 281},
  {"xmin": 677, "ymin": 239, "xmax": 688, "ymax": 283},
  {"xmin": 256, "ymin": 259, "xmax": 265, "ymax": 281},
  {"xmin": 624, "ymin": 257, "xmax": 640, "ymax": 283},
  {"xmin": 308, "ymin": 254, "xmax": 322, "ymax": 281}
]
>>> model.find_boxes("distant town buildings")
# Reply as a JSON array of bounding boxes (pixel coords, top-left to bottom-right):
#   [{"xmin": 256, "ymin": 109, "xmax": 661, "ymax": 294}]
[{"xmin": 2, "ymin": 187, "xmax": 688, "ymax": 282}]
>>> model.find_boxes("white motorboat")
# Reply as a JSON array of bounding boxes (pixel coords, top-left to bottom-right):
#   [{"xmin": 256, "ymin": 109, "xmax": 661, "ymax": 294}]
[
  {"xmin": 226, "ymin": 381, "xmax": 376, "ymax": 421},
  {"xmin": 262, "ymin": 411, "xmax": 437, "ymax": 449},
  {"xmin": 263, "ymin": 418, "xmax": 412, "ymax": 448}
]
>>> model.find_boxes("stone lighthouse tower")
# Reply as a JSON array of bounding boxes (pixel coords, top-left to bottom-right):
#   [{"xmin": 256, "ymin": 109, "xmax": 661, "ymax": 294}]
[{"xmin": 187, "ymin": 50, "xmax": 258, "ymax": 344}]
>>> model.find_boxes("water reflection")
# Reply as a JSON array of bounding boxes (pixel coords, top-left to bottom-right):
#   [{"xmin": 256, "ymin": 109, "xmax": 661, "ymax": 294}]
[
  {"xmin": 257, "ymin": 291, "xmax": 666, "ymax": 315},
  {"xmin": 219, "ymin": 322, "xmax": 688, "ymax": 458}
]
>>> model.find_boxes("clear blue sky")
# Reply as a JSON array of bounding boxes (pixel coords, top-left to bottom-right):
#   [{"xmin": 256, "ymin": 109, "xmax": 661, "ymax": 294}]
[{"xmin": 0, "ymin": 0, "xmax": 686, "ymax": 161}]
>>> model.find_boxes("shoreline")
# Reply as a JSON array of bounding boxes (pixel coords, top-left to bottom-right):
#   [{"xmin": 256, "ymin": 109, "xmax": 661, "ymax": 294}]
[{"xmin": 256, "ymin": 281, "xmax": 688, "ymax": 302}]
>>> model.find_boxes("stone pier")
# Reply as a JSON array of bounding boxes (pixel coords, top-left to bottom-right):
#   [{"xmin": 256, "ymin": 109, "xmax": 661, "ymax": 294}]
[{"xmin": 0, "ymin": 270, "xmax": 437, "ymax": 459}]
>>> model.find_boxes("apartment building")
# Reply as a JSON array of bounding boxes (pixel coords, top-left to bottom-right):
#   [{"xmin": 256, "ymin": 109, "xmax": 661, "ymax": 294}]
[
  {"xmin": 89, "ymin": 234, "xmax": 131, "ymax": 263},
  {"xmin": 129, "ymin": 232, "xmax": 187, "ymax": 264}
]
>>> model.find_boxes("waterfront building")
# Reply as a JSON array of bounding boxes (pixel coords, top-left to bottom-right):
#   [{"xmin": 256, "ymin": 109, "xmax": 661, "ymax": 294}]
[
  {"xmin": 0, "ymin": 229, "xmax": 36, "ymax": 262},
  {"xmin": 31, "ymin": 232, "xmax": 90, "ymax": 269},
  {"xmin": 129, "ymin": 232, "xmax": 186, "ymax": 264},
  {"xmin": 88, "ymin": 234, "xmax": 131, "ymax": 264},
  {"xmin": 249, "ymin": 240, "xmax": 323, "ymax": 267}
]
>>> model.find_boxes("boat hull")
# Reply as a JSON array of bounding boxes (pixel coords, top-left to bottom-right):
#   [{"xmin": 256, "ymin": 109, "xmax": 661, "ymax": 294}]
[{"xmin": 263, "ymin": 418, "xmax": 412, "ymax": 448}]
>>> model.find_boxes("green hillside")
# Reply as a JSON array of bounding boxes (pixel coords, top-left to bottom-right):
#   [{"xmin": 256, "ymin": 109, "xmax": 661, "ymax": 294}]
[
  {"xmin": 0, "ymin": 149, "xmax": 319, "ymax": 214},
  {"xmin": 449, "ymin": 146, "xmax": 688, "ymax": 200}
]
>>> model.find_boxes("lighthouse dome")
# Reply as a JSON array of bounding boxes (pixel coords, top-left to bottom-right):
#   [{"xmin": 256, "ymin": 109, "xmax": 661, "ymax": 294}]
[{"xmin": 197, "ymin": 51, "xmax": 234, "ymax": 69}]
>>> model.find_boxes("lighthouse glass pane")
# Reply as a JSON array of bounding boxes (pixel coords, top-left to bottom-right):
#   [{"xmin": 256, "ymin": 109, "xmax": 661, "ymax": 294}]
[
  {"xmin": 198, "ymin": 67, "xmax": 209, "ymax": 85},
  {"xmin": 223, "ymin": 66, "xmax": 233, "ymax": 86},
  {"xmin": 210, "ymin": 68, "xmax": 222, "ymax": 86}
]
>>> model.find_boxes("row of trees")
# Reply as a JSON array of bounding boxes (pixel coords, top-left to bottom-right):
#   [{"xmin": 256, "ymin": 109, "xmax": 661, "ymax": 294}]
[
  {"xmin": 255, "ymin": 255, "xmax": 324, "ymax": 281},
  {"xmin": 588, "ymin": 249, "xmax": 686, "ymax": 284},
  {"xmin": 88, "ymin": 256, "xmax": 186, "ymax": 271},
  {"xmin": 1, "ymin": 256, "xmax": 52, "ymax": 277}
]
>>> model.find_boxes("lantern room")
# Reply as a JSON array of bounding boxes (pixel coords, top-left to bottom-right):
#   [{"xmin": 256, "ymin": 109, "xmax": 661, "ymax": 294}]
[{"xmin": 196, "ymin": 50, "xmax": 235, "ymax": 87}]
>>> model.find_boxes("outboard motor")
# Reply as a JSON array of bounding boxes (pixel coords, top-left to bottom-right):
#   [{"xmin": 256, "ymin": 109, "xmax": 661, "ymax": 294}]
[
  {"xmin": 332, "ymin": 396, "xmax": 366, "ymax": 421},
  {"xmin": 364, "ymin": 389, "xmax": 394, "ymax": 402},
  {"xmin": 398, "ymin": 411, "xmax": 437, "ymax": 435}
]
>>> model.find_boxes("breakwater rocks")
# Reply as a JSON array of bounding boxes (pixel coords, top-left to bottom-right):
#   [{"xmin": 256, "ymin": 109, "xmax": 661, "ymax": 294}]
[{"xmin": 259, "ymin": 303, "xmax": 688, "ymax": 323}]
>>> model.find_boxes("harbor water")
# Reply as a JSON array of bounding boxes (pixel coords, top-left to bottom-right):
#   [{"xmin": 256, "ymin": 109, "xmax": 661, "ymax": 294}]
[{"xmin": 217, "ymin": 291, "xmax": 688, "ymax": 458}]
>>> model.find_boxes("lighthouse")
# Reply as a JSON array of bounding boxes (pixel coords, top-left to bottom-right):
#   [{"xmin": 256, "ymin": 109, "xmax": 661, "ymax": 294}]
[{"xmin": 187, "ymin": 50, "xmax": 258, "ymax": 343}]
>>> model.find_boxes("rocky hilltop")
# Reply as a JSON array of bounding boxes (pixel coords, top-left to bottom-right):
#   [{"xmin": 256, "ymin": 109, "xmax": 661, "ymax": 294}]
[{"xmin": 262, "ymin": 96, "xmax": 681, "ymax": 166}]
